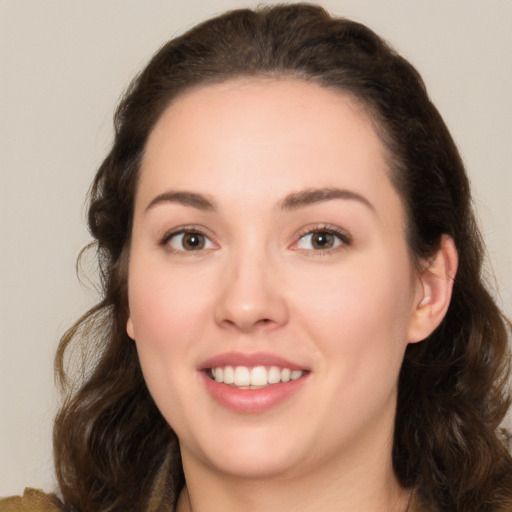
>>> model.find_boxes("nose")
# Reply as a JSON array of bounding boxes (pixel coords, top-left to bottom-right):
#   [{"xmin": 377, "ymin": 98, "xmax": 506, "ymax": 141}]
[{"xmin": 214, "ymin": 247, "xmax": 289, "ymax": 333}]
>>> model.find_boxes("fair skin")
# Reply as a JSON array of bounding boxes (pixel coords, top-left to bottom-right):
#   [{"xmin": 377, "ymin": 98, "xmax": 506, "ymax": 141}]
[{"xmin": 126, "ymin": 78, "xmax": 457, "ymax": 512}]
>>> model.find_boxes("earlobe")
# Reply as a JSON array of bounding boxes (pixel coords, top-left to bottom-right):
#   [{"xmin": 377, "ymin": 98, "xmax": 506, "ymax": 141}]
[
  {"xmin": 126, "ymin": 317, "xmax": 135, "ymax": 340},
  {"xmin": 408, "ymin": 235, "xmax": 458, "ymax": 343}
]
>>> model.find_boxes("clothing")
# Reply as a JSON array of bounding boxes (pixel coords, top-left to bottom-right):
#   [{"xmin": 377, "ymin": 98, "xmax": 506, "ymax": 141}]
[
  {"xmin": 0, "ymin": 489, "xmax": 60, "ymax": 512},
  {"xmin": 0, "ymin": 487, "xmax": 425, "ymax": 512}
]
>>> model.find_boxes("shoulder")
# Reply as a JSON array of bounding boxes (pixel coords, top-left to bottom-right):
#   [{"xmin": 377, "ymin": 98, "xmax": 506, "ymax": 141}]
[{"xmin": 0, "ymin": 488, "xmax": 62, "ymax": 512}]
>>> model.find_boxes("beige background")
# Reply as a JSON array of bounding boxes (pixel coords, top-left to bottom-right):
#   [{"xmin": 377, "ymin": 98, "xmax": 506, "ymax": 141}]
[{"xmin": 1, "ymin": 0, "xmax": 511, "ymax": 497}]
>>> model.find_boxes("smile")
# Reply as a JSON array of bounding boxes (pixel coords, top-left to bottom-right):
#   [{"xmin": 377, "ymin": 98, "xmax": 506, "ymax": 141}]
[{"xmin": 209, "ymin": 365, "xmax": 305, "ymax": 389}]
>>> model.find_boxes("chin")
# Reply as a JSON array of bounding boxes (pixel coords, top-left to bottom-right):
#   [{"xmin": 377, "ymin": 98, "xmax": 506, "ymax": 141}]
[
  {"xmin": 209, "ymin": 449, "xmax": 306, "ymax": 480},
  {"xmin": 181, "ymin": 424, "xmax": 313, "ymax": 480}
]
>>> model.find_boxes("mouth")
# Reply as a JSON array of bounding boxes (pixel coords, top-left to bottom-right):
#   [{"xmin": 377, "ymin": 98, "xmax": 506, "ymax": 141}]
[
  {"xmin": 200, "ymin": 354, "xmax": 310, "ymax": 413},
  {"xmin": 207, "ymin": 365, "xmax": 306, "ymax": 389}
]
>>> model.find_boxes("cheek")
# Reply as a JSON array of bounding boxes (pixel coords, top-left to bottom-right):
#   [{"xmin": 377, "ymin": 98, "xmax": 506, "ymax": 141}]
[
  {"xmin": 128, "ymin": 261, "xmax": 212, "ymax": 341},
  {"xmin": 291, "ymin": 250, "xmax": 414, "ymax": 368},
  {"xmin": 127, "ymin": 263, "xmax": 216, "ymax": 426},
  {"xmin": 126, "ymin": 261, "xmax": 217, "ymax": 406}
]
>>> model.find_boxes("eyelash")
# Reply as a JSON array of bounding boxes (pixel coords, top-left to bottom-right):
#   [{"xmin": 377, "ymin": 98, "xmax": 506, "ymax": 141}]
[
  {"xmin": 292, "ymin": 224, "xmax": 352, "ymax": 253},
  {"xmin": 160, "ymin": 226, "xmax": 215, "ymax": 253},
  {"xmin": 159, "ymin": 224, "xmax": 352, "ymax": 254}
]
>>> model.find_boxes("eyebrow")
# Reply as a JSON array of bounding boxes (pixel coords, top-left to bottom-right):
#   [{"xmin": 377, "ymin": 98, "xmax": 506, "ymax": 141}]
[
  {"xmin": 144, "ymin": 187, "xmax": 375, "ymax": 214},
  {"xmin": 145, "ymin": 191, "xmax": 217, "ymax": 213},
  {"xmin": 280, "ymin": 187, "xmax": 375, "ymax": 212}
]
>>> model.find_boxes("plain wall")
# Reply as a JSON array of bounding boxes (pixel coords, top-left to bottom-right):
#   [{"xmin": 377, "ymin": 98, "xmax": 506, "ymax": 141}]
[{"xmin": 1, "ymin": 0, "xmax": 511, "ymax": 497}]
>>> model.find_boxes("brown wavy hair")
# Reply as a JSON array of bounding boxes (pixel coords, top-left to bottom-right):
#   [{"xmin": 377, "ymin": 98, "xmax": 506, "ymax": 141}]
[{"xmin": 53, "ymin": 4, "xmax": 512, "ymax": 511}]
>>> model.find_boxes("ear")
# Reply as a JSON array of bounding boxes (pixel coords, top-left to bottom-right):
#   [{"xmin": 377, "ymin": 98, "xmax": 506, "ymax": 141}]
[
  {"xmin": 408, "ymin": 235, "xmax": 458, "ymax": 343},
  {"xmin": 126, "ymin": 316, "xmax": 135, "ymax": 340}
]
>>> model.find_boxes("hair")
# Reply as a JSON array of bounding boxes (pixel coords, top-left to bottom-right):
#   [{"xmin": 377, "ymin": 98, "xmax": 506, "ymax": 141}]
[{"xmin": 53, "ymin": 4, "xmax": 512, "ymax": 512}]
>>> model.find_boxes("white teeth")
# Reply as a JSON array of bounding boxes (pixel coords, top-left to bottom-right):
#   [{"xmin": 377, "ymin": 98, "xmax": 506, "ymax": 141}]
[
  {"xmin": 234, "ymin": 366, "xmax": 251, "ymax": 386},
  {"xmin": 210, "ymin": 365, "xmax": 305, "ymax": 387},
  {"xmin": 268, "ymin": 366, "xmax": 281, "ymax": 384},
  {"xmin": 223, "ymin": 365, "xmax": 234, "ymax": 384},
  {"xmin": 250, "ymin": 366, "xmax": 268, "ymax": 386},
  {"xmin": 290, "ymin": 370, "xmax": 303, "ymax": 381}
]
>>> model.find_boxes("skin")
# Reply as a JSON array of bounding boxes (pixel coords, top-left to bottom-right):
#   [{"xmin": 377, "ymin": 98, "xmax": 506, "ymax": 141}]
[{"xmin": 126, "ymin": 78, "xmax": 456, "ymax": 511}]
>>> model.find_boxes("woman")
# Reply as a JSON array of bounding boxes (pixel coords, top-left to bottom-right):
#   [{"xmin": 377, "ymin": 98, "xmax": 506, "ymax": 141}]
[{"xmin": 2, "ymin": 4, "xmax": 511, "ymax": 511}]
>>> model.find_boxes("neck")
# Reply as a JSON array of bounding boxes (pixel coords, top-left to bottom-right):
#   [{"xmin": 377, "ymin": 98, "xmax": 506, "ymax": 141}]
[
  {"xmin": 177, "ymin": 475, "xmax": 411, "ymax": 512},
  {"xmin": 177, "ymin": 468, "xmax": 411, "ymax": 512}
]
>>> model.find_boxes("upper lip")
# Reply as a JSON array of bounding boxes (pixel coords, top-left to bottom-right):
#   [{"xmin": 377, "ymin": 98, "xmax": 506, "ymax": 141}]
[{"xmin": 199, "ymin": 352, "xmax": 309, "ymax": 371}]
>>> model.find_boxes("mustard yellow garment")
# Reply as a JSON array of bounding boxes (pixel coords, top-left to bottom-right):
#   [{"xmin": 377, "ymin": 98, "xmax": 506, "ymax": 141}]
[{"xmin": 0, "ymin": 488, "xmax": 60, "ymax": 512}]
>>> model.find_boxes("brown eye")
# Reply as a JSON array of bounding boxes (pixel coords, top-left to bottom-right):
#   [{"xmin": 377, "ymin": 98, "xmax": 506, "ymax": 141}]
[
  {"xmin": 295, "ymin": 228, "xmax": 349, "ymax": 252},
  {"xmin": 311, "ymin": 231, "xmax": 335, "ymax": 249},
  {"xmin": 166, "ymin": 231, "xmax": 213, "ymax": 251},
  {"xmin": 182, "ymin": 232, "xmax": 205, "ymax": 250}
]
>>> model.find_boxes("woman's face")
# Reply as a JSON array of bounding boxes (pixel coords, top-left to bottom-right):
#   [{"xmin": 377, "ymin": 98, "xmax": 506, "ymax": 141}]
[{"xmin": 127, "ymin": 78, "xmax": 423, "ymax": 479}]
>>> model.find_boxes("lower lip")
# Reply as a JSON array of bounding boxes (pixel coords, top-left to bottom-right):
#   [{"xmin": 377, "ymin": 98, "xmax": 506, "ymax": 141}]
[{"xmin": 200, "ymin": 372, "xmax": 308, "ymax": 414}]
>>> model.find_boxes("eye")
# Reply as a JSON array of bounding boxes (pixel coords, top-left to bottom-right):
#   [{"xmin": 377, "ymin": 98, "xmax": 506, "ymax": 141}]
[
  {"xmin": 163, "ymin": 229, "xmax": 215, "ymax": 252},
  {"xmin": 294, "ymin": 227, "xmax": 351, "ymax": 252}
]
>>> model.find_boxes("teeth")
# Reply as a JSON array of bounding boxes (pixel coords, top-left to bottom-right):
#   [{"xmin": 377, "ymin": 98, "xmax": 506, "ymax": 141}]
[
  {"xmin": 290, "ymin": 370, "xmax": 303, "ymax": 380},
  {"xmin": 210, "ymin": 365, "xmax": 305, "ymax": 388},
  {"xmin": 250, "ymin": 366, "xmax": 267, "ymax": 386},
  {"xmin": 223, "ymin": 365, "xmax": 234, "ymax": 384},
  {"xmin": 234, "ymin": 366, "xmax": 251, "ymax": 386},
  {"xmin": 268, "ymin": 366, "xmax": 281, "ymax": 384}
]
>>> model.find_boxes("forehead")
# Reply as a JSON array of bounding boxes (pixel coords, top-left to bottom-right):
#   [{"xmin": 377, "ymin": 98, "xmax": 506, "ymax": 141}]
[
  {"xmin": 145, "ymin": 78, "xmax": 380, "ymax": 160},
  {"xmin": 137, "ymin": 78, "xmax": 401, "ymax": 219}
]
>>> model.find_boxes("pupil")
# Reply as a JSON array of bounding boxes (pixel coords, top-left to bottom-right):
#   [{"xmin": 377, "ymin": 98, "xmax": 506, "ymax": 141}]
[
  {"xmin": 313, "ymin": 232, "xmax": 333, "ymax": 249},
  {"xmin": 184, "ymin": 233, "xmax": 204, "ymax": 250}
]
